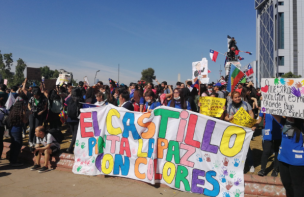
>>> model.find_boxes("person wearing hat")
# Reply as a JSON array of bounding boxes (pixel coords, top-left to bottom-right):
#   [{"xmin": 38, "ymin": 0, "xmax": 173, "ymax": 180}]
[{"xmin": 213, "ymin": 83, "xmax": 225, "ymax": 98}]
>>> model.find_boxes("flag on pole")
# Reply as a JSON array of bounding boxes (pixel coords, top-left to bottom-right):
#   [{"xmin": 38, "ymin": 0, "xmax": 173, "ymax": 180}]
[
  {"xmin": 245, "ymin": 51, "xmax": 252, "ymax": 55},
  {"xmin": 227, "ymin": 64, "xmax": 246, "ymax": 92},
  {"xmin": 210, "ymin": 49, "xmax": 219, "ymax": 62},
  {"xmin": 238, "ymin": 57, "xmax": 244, "ymax": 61},
  {"xmin": 246, "ymin": 64, "xmax": 254, "ymax": 76}
]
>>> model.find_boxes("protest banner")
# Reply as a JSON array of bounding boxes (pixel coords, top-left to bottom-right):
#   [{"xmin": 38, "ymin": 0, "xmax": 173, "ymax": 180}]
[
  {"xmin": 44, "ymin": 79, "xmax": 57, "ymax": 92},
  {"xmin": 73, "ymin": 105, "xmax": 253, "ymax": 197},
  {"xmin": 56, "ymin": 74, "xmax": 71, "ymax": 85},
  {"xmin": 199, "ymin": 97, "xmax": 226, "ymax": 118},
  {"xmin": 261, "ymin": 78, "xmax": 304, "ymax": 119},
  {"xmin": 230, "ymin": 107, "xmax": 256, "ymax": 128},
  {"xmin": 192, "ymin": 58, "xmax": 208, "ymax": 83},
  {"xmin": 27, "ymin": 67, "xmax": 41, "ymax": 81}
]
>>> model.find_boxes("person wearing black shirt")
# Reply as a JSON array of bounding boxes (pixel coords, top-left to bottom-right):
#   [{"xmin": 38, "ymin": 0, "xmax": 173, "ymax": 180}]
[{"xmin": 119, "ymin": 90, "xmax": 134, "ymax": 111}]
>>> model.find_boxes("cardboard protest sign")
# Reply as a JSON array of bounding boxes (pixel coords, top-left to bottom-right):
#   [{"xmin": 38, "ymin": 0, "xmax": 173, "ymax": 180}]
[
  {"xmin": 192, "ymin": 58, "xmax": 208, "ymax": 83},
  {"xmin": 27, "ymin": 67, "xmax": 41, "ymax": 81},
  {"xmin": 56, "ymin": 74, "xmax": 71, "ymax": 85},
  {"xmin": 230, "ymin": 107, "xmax": 256, "ymax": 128},
  {"xmin": 261, "ymin": 78, "xmax": 304, "ymax": 119},
  {"xmin": 199, "ymin": 97, "xmax": 226, "ymax": 117},
  {"xmin": 73, "ymin": 105, "xmax": 253, "ymax": 197},
  {"xmin": 44, "ymin": 79, "xmax": 57, "ymax": 92}
]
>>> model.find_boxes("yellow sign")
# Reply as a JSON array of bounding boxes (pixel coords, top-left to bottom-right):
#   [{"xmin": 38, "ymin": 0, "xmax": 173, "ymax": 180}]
[
  {"xmin": 231, "ymin": 107, "xmax": 256, "ymax": 128},
  {"xmin": 199, "ymin": 97, "xmax": 226, "ymax": 117}
]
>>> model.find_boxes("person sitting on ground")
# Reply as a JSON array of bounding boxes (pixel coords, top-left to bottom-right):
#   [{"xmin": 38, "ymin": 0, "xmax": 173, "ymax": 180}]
[{"xmin": 31, "ymin": 126, "xmax": 60, "ymax": 172}]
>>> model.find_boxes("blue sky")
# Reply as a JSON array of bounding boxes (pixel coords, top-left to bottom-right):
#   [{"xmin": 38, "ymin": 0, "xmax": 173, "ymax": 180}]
[{"xmin": 0, "ymin": 0, "xmax": 256, "ymax": 85}]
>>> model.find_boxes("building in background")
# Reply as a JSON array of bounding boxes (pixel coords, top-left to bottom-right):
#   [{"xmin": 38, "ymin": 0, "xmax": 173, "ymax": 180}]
[{"xmin": 255, "ymin": 0, "xmax": 304, "ymax": 78}]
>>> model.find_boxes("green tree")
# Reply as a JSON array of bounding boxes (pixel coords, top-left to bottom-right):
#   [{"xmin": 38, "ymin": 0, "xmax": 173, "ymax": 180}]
[
  {"xmin": 53, "ymin": 69, "xmax": 59, "ymax": 78},
  {"xmin": 281, "ymin": 72, "xmax": 302, "ymax": 78},
  {"xmin": 40, "ymin": 66, "xmax": 55, "ymax": 79},
  {"xmin": 0, "ymin": 52, "xmax": 14, "ymax": 86},
  {"xmin": 71, "ymin": 78, "xmax": 78, "ymax": 86},
  {"xmin": 141, "ymin": 68, "xmax": 155, "ymax": 83},
  {"xmin": 13, "ymin": 58, "xmax": 27, "ymax": 86}
]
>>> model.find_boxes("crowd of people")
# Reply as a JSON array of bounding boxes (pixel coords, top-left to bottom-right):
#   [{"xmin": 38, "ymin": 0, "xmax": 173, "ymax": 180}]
[{"xmin": 0, "ymin": 76, "xmax": 303, "ymax": 196}]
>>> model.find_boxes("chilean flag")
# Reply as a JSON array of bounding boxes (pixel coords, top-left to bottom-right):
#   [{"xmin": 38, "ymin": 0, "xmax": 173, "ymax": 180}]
[
  {"xmin": 210, "ymin": 49, "xmax": 219, "ymax": 62},
  {"xmin": 246, "ymin": 64, "xmax": 254, "ymax": 76}
]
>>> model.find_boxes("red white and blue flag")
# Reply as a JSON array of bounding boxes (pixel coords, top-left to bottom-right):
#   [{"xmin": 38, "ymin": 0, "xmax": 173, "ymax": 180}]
[
  {"xmin": 246, "ymin": 64, "xmax": 254, "ymax": 76},
  {"xmin": 210, "ymin": 49, "xmax": 219, "ymax": 62}
]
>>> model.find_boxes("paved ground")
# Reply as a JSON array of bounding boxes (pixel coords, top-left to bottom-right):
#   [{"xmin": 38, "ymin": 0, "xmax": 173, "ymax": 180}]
[{"xmin": 0, "ymin": 159, "xmax": 206, "ymax": 197}]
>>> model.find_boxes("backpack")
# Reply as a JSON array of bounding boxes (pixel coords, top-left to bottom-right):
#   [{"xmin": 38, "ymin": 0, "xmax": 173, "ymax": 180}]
[
  {"xmin": 0, "ymin": 108, "xmax": 8, "ymax": 126},
  {"xmin": 67, "ymin": 99, "xmax": 80, "ymax": 119},
  {"xmin": 47, "ymin": 128, "xmax": 64, "ymax": 144}
]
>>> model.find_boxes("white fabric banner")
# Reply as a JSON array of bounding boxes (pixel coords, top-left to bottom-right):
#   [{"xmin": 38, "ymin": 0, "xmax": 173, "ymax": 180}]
[
  {"xmin": 261, "ymin": 78, "xmax": 304, "ymax": 119},
  {"xmin": 72, "ymin": 105, "xmax": 253, "ymax": 197}
]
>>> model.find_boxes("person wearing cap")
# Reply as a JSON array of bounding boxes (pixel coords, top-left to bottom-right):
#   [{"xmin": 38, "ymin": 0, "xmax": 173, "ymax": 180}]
[{"xmin": 214, "ymin": 83, "xmax": 225, "ymax": 98}]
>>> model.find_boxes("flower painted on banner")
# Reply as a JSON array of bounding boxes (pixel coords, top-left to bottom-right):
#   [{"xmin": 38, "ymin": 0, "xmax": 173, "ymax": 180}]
[
  {"xmin": 76, "ymin": 140, "xmax": 79, "ymax": 146},
  {"xmin": 91, "ymin": 156, "xmax": 95, "ymax": 164},
  {"xmin": 261, "ymin": 107, "xmax": 266, "ymax": 113},
  {"xmin": 81, "ymin": 142, "xmax": 85, "ymax": 149},
  {"xmin": 77, "ymin": 158, "xmax": 81, "ymax": 162},
  {"xmin": 229, "ymin": 171, "xmax": 236, "ymax": 178},
  {"xmin": 222, "ymin": 192, "xmax": 231, "ymax": 197},
  {"xmin": 196, "ymin": 154, "xmax": 203, "ymax": 162}
]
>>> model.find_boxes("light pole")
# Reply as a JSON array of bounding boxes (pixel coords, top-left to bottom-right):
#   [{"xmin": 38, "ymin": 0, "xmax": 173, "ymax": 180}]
[{"xmin": 94, "ymin": 70, "xmax": 100, "ymax": 84}]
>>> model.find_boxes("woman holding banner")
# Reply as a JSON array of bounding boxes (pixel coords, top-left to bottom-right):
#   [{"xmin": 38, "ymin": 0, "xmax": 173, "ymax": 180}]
[
  {"xmin": 167, "ymin": 88, "xmax": 191, "ymax": 110},
  {"xmin": 225, "ymin": 91, "xmax": 255, "ymax": 172},
  {"xmin": 272, "ymin": 115, "xmax": 304, "ymax": 197}
]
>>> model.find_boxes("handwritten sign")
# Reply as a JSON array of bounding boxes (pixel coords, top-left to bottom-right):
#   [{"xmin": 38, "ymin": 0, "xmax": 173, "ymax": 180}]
[
  {"xmin": 261, "ymin": 78, "xmax": 304, "ymax": 119},
  {"xmin": 231, "ymin": 107, "xmax": 256, "ymax": 128},
  {"xmin": 56, "ymin": 74, "xmax": 71, "ymax": 85},
  {"xmin": 27, "ymin": 67, "xmax": 41, "ymax": 81},
  {"xmin": 73, "ymin": 105, "xmax": 253, "ymax": 197},
  {"xmin": 199, "ymin": 97, "xmax": 226, "ymax": 117}
]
